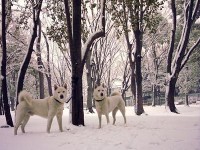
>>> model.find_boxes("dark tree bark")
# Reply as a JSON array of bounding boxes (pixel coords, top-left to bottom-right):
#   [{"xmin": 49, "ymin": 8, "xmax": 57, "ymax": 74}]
[
  {"xmin": 1, "ymin": 0, "xmax": 14, "ymax": 127},
  {"xmin": 64, "ymin": 0, "xmax": 106, "ymax": 125},
  {"xmin": 70, "ymin": 0, "xmax": 84, "ymax": 125},
  {"xmin": 185, "ymin": 93, "xmax": 189, "ymax": 106},
  {"xmin": 165, "ymin": 77, "xmax": 178, "ymax": 112},
  {"xmin": 134, "ymin": 29, "xmax": 144, "ymax": 115},
  {"xmin": 36, "ymin": 19, "xmax": 44, "ymax": 98},
  {"xmin": 152, "ymin": 84, "xmax": 156, "ymax": 106},
  {"xmin": 0, "ymin": 90, "xmax": 3, "ymax": 115},
  {"xmin": 16, "ymin": 0, "xmax": 43, "ymax": 106},
  {"xmin": 165, "ymin": 0, "xmax": 200, "ymax": 113}
]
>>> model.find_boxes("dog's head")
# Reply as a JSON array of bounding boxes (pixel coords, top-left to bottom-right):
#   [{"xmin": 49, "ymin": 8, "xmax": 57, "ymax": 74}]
[
  {"xmin": 53, "ymin": 83, "xmax": 67, "ymax": 103},
  {"xmin": 93, "ymin": 83, "xmax": 107, "ymax": 101}
]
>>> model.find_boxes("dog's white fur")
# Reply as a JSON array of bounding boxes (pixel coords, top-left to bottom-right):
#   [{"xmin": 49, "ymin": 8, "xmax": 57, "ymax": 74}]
[
  {"xmin": 14, "ymin": 84, "xmax": 67, "ymax": 135},
  {"xmin": 93, "ymin": 84, "xmax": 126, "ymax": 128}
]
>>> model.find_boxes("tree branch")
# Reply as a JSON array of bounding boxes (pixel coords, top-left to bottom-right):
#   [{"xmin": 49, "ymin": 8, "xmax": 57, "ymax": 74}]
[
  {"xmin": 181, "ymin": 37, "xmax": 200, "ymax": 70},
  {"xmin": 192, "ymin": 0, "xmax": 200, "ymax": 21},
  {"xmin": 63, "ymin": 0, "xmax": 73, "ymax": 52},
  {"xmin": 167, "ymin": 0, "xmax": 176, "ymax": 74}
]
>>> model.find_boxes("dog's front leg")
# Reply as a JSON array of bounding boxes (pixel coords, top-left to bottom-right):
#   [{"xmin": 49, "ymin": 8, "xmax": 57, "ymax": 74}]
[
  {"xmin": 105, "ymin": 113, "xmax": 110, "ymax": 124},
  {"xmin": 56, "ymin": 112, "xmax": 63, "ymax": 132},
  {"xmin": 98, "ymin": 114, "xmax": 102, "ymax": 129},
  {"xmin": 47, "ymin": 116, "xmax": 54, "ymax": 133}
]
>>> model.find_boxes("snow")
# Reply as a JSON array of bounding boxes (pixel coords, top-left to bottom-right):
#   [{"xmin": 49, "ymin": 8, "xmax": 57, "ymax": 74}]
[{"xmin": 0, "ymin": 105, "xmax": 200, "ymax": 150}]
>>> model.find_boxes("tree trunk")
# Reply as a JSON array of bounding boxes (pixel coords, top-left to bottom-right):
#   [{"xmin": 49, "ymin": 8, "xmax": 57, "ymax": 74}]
[
  {"xmin": 165, "ymin": 0, "xmax": 200, "ymax": 113},
  {"xmin": 42, "ymin": 31, "xmax": 52, "ymax": 96},
  {"xmin": 165, "ymin": 77, "xmax": 178, "ymax": 113},
  {"xmin": 36, "ymin": 19, "xmax": 44, "ymax": 98},
  {"xmin": 71, "ymin": 0, "xmax": 84, "ymax": 126},
  {"xmin": 16, "ymin": 1, "xmax": 43, "ymax": 105},
  {"xmin": 130, "ymin": 68, "xmax": 136, "ymax": 105},
  {"xmin": 1, "ymin": 0, "xmax": 14, "ymax": 127},
  {"xmin": 0, "ymin": 91, "xmax": 3, "ymax": 115},
  {"xmin": 152, "ymin": 84, "xmax": 157, "ymax": 106},
  {"xmin": 134, "ymin": 29, "xmax": 144, "ymax": 115},
  {"xmin": 86, "ymin": 50, "xmax": 95, "ymax": 113},
  {"xmin": 185, "ymin": 93, "xmax": 189, "ymax": 106}
]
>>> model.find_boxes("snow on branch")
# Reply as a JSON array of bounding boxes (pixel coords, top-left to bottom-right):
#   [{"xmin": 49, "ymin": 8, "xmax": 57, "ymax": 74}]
[{"xmin": 81, "ymin": 0, "xmax": 106, "ymax": 67}]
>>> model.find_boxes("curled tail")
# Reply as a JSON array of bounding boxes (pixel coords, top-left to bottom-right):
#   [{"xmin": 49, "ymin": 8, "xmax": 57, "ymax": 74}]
[
  {"xmin": 111, "ymin": 91, "xmax": 121, "ymax": 96},
  {"xmin": 18, "ymin": 90, "xmax": 32, "ymax": 106}
]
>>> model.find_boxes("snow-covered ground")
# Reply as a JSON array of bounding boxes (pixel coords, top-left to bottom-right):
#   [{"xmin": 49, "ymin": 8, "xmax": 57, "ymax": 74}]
[{"xmin": 0, "ymin": 105, "xmax": 200, "ymax": 150}]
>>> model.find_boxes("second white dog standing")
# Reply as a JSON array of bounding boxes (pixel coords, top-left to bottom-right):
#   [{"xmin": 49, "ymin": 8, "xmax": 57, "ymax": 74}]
[{"xmin": 93, "ymin": 83, "xmax": 127, "ymax": 128}]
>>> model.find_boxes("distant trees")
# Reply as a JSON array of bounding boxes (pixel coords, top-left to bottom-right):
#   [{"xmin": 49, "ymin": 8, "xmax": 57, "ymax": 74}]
[
  {"xmin": 109, "ymin": 0, "xmax": 166, "ymax": 115},
  {"xmin": 143, "ymin": 14, "xmax": 169, "ymax": 106}
]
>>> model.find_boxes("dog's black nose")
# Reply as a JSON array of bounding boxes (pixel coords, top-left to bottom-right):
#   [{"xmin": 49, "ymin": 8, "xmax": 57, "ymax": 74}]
[
  {"xmin": 100, "ymin": 93, "xmax": 104, "ymax": 96},
  {"xmin": 60, "ymin": 95, "xmax": 64, "ymax": 99}
]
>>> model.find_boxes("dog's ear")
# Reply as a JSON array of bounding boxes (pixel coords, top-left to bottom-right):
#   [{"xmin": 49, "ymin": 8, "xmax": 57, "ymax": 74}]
[
  {"xmin": 54, "ymin": 84, "xmax": 58, "ymax": 90},
  {"xmin": 102, "ymin": 83, "xmax": 106, "ymax": 88},
  {"xmin": 63, "ymin": 83, "xmax": 67, "ymax": 89},
  {"xmin": 94, "ymin": 83, "xmax": 98, "ymax": 89}
]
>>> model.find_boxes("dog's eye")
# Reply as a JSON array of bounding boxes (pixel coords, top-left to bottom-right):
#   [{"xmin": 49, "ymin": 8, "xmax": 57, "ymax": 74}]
[
  {"xmin": 102, "ymin": 90, "xmax": 104, "ymax": 92},
  {"xmin": 58, "ymin": 92, "xmax": 60, "ymax": 93},
  {"xmin": 63, "ymin": 91, "xmax": 65, "ymax": 93},
  {"xmin": 98, "ymin": 90, "xmax": 100, "ymax": 92}
]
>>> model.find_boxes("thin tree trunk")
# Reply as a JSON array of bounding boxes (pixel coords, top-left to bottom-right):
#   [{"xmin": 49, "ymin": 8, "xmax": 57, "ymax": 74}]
[
  {"xmin": 86, "ymin": 50, "xmax": 95, "ymax": 113},
  {"xmin": 1, "ymin": 0, "xmax": 14, "ymax": 127},
  {"xmin": 185, "ymin": 93, "xmax": 189, "ymax": 106},
  {"xmin": 152, "ymin": 84, "xmax": 156, "ymax": 106},
  {"xmin": 36, "ymin": 19, "xmax": 44, "ymax": 98},
  {"xmin": 42, "ymin": 31, "xmax": 52, "ymax": 96},
  {"xmin": 107, "ymin": 54, "xmax": 111, "ymax": 96}
]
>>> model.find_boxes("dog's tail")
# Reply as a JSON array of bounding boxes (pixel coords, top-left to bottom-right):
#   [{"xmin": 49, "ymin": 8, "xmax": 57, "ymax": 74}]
[
  {"xmin": 18, "ymin": 90, "xmax": 32, "ymax": 106},
  {"xmin": 111, "ymin": 91, "xmax": 121, "ymax": 96}
]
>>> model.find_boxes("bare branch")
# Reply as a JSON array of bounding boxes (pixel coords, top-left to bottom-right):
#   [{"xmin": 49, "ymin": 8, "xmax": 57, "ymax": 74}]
[{"xmin": 181, "ymin": 37, "xmax": 200, "ymax": 70}]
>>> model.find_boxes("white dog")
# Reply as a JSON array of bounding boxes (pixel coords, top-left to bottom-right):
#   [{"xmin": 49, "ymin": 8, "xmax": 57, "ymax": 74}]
[
  {"xmin": 14, "ymin": 84, "xmax": 67, "ymax": 135},
  {"xmin": 93, "ymin": 84, "xmax": 126, "ymax": 128}
]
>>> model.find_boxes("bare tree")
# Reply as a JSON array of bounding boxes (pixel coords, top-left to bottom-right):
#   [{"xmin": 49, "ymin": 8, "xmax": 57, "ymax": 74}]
[{"xmin": 165, "ymin": 0, "xmax": 200, "ymax": 113}]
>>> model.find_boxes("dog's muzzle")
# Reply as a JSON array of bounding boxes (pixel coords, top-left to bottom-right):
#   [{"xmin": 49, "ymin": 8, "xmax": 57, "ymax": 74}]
[{"xmin": 60, "ymin": 95, "xmax": 64, "ymax": 99}]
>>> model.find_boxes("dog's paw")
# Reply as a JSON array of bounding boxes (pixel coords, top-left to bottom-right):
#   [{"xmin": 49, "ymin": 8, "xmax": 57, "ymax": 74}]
[{"xmin": 124, "ymin": 123, "xmax": 128, "ymax": 127}]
